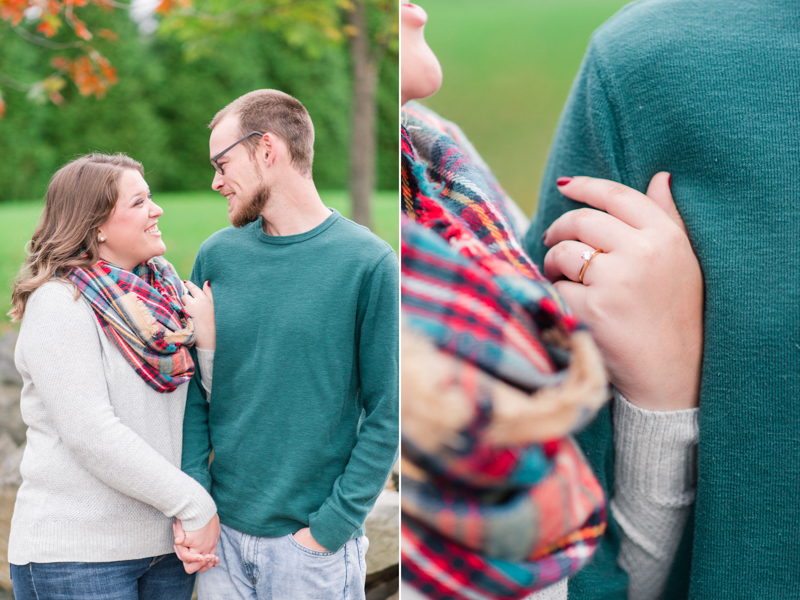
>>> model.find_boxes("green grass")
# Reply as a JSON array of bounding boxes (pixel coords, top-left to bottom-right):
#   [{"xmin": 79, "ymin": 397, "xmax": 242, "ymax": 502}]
[
  {"xmin": 0, "ymin": 190, "xmax": 399, "ymax": 326},
  {"xmin": 419, "ymin": 0, "xmax": 633, "ymax": 216}
]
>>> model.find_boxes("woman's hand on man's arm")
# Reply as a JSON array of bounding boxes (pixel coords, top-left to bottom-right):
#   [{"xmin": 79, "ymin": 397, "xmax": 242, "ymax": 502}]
[
  {"xmin": 542, "ymin": 173, "xmax": 704, "ymax": 411},
  {"xmin": 182, "ymin": 280, "xmax": 215, "ymax": 350}
]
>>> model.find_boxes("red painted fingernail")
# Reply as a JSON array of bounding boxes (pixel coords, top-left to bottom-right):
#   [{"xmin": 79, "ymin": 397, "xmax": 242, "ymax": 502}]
[
  {"xmin": 556, "ymin": 177, "xmax": 573, "ymax": 187},
  {"xmin": 668, "ymin": 173, "xmax": 672, "ymax": 188}
]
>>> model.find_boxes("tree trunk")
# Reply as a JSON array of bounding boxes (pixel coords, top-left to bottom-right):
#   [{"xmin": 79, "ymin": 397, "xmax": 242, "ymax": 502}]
[{"xmin": 348, "ymin": 0, "xmax": 377, "ymax": 229}]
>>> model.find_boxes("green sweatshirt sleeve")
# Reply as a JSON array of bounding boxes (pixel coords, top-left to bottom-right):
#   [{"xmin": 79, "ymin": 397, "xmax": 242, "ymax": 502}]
[
  {"xmin": 523, "ymin": 41, "xmax": 627, "ymax": 268},
  {"xmin": 181, "ymin": 249, "xmax": 213, "ymax": 494},
  {"xmin": 308, "ymin": 250, "xmax": 400, "ymax": 552},
  {"xmin": 522, "ymin": 38, "xmax": 631, "ymax": 600}
]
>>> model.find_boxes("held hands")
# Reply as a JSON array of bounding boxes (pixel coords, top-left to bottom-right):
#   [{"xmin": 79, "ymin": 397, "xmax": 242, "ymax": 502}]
[
  {"xmin": 293, "ymin": 527, "xmax": 329, "ymax": 552},
  {"xmin": 173, "ymin": 515, "xmax": 221, "ymax": 574},
  {"xmin": 542, "ymin": 173, "xmax": 703, "ymax": 411},
  {"xmin": 182, "ymin": 281, "xmax": 215, "ymax": 350}
]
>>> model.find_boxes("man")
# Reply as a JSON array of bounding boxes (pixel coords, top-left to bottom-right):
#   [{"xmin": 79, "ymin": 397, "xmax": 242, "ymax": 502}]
[
  {"xmin": 175, "ymin": 89, "xmax": 399, "ymax": 599},
  {"xmin": 524, "ymin": 0, "xmax": 800, "ymax": 598}
]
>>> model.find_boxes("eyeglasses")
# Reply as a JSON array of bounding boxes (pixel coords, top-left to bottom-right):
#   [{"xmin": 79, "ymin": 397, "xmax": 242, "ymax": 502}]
[{"xmin": 210, "ymin": 131, "xmax": 265, "ymax": 175}]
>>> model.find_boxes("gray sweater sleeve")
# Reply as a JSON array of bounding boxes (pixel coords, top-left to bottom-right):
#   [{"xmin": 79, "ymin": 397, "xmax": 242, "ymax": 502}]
[
  {"xmin": 19, "ymin": 282, "xmax": 217, "ymax": 531},
  {"xmin": 611, "ymin": 390, "xmax": 699, "ymax": 600},
  {"xmin": 196, "ymin": 348, "xmax": 214, "ymax": 396}
]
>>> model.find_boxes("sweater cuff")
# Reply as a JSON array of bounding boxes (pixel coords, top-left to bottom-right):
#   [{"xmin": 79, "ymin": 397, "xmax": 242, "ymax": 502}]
[
  {"xmin": 308, "ymin": 501, "xmax": 361, "ymax": 553},
  {"xmin": 612, "ymin": 389, "xmax": 699, "ymax": 505},
  {"xmin": 175, "ymin": 482, "xmax": 217, "ymax": 532},
  {"xmin": 195, "ymin": 348, "xmax": 214, "ymax": 397}
]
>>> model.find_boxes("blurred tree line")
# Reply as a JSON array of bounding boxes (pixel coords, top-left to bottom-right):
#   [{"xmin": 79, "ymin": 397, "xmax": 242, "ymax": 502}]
[{"xmin": 0, "ymin": 3, "xmax": 398, "ymax": 202}]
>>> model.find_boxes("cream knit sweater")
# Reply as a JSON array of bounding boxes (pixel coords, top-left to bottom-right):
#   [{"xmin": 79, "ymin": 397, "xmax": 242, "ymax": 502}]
[{"xmin": 8, "ymin": 280, "xmax": 217, "ymax": 565}]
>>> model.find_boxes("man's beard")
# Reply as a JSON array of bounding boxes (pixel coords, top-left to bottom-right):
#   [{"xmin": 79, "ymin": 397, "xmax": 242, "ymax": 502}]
[{"xmin": 230, "ymin": 185, "xmax": 269, "ymax": 228}]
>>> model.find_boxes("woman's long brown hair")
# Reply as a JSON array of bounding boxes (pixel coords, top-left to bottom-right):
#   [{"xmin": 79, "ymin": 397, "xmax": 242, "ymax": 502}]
[{"xmin": 9, "ymin": 153, "xmax": 144, "ymax": 321}]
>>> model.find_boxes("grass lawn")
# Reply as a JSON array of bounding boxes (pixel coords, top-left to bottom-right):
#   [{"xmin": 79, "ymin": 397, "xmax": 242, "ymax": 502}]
[
  {"xmin": 0, "ymin": 190, "xmax": 398, "ymax": 328},
  {"xmin": 419, "ymin": 0, "xmax": 633, "ymax": 216}
]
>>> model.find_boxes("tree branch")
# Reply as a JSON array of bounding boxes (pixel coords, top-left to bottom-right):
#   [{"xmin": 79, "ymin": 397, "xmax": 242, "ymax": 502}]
[
  {"xmin": 0, "ymin": 70, "xmax": 33, "ymax": 92},
  {"xmin": 13, "ymin": 26, "xmax": 83, "ymax": 49}
]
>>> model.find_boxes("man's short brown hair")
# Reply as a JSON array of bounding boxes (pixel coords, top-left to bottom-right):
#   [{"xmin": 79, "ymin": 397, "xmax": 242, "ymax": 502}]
[{"xmin": 210, "ymin": 89, "xmax": 314, "ymax": 177}]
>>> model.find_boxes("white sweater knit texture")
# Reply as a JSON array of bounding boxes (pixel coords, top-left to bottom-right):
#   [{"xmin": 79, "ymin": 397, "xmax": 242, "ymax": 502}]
[{"xmin": 8, "ymin": 280, "xmax": 217, "ymax": 565}]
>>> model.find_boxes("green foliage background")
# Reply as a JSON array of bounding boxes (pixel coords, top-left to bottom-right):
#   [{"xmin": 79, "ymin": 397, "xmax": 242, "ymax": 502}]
[
  {"xmin": 0, "ymin": 5, "xmax": 399, "ymax": 202},
  {"xmin": 419, "ymin": 0, "xmax": 632, "ymax": 216},
  {"xmin": 0, "ymin": 190, "xmax": 398, "ymax": 325}
]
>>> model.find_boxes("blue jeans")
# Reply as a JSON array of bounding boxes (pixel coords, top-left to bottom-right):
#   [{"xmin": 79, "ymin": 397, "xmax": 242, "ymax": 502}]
[
  {"xmin": 10, "ymin": 553, "xmax": 195, "ymax": 600},
  {"xmin": 197, "ymin": 523, "xmax": 368, "ymax": 600}
]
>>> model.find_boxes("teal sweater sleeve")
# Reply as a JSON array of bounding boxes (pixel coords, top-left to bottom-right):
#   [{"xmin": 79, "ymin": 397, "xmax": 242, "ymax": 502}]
[
  {"xmin": 308, "ymin": 251, "xmax": 400, "ymax": 552},
  {"xmin": 181, "ymin": 248, "xmax": 213, "ymax": 494},
  {"xmin": 522, "ymin": 33, "xmax": 633, "ymax": 600}
]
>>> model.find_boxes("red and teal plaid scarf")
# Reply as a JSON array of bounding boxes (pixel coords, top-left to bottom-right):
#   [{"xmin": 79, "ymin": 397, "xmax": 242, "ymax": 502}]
[
  {"xmin": 66, "ymin": 256, "xmax": 196, "ymax": 393},
  {"xmin": 401, "ymin": 102, "xmax": 608, "ymax": 599}
]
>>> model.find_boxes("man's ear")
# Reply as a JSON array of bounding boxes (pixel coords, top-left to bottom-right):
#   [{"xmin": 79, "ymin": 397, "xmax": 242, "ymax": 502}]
[{"xmin": 259, "ymin": 132, "xmax": 277, "ymax": 168}]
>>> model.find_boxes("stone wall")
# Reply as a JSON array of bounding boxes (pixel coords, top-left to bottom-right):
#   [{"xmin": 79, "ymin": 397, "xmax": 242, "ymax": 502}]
[{"xmin": 0, "ymin": 331, "xmax": 23, "ymax": 593}]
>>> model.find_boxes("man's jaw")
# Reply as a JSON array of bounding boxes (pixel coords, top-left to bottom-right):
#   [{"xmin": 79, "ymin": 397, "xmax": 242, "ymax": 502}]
[{"xmin": 226, "ymin": 185, "xmax": 270, "ymax": 228}]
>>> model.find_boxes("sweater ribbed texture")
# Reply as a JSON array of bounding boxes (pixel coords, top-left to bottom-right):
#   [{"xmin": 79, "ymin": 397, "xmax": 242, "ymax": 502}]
[
  {"xmin": 9, "ymin": 280, "xmax": 217, "ymax": 564},
  {"xmin": 524, "ymin": 1, "xmax": 800, "ymax": 596},
  {"xmin": 611, "ymin": 392, "xmax": 698, "ymax": 600}
]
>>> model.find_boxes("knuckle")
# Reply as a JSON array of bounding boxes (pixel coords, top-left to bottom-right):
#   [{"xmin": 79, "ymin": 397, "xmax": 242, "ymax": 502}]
[
  {"xmin": 551, "ymin": 242, "xmax": 570, "ymax": 261},
  {"xmin": 606, "ymin": 182, "xmax": 629, "ymax": 199},
  {"xmin": 570, "ymin": 208, "xmax": 596, "ymax": 233},
  {"xmin": 664, "ymin": 228, "xmax": 686, "ymax": 248},
  {"xmin": 639, "ymin": 238, "xmax": 658, "ymax": 261}
]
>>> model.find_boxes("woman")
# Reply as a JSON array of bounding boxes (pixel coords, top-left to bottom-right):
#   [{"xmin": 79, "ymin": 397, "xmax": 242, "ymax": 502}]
[
  {"xmin": 8, "ymin": 153, "xmax": 220, "ymax": 599},
  {"xmin": 400, "ymin": 2, "xmax": 702, "ymax": 599}
]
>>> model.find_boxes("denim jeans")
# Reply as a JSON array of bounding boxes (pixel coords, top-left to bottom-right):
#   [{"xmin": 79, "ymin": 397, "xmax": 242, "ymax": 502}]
[
  {"xmin": 10, "ymin": 553, "xmax": 195, "ymax": 600},
  {"xmin": 197, "ymin": 523, "xmax": 368, "ymax": 600}
]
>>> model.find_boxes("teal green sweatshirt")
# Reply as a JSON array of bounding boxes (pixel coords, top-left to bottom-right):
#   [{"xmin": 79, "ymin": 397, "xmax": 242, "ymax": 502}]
[
  {"xmin": 182, "ymin": 209, "xmax": 399, "ymax": 552},
  {"xmin": 524, "ymin": 1, "xmax": 800, "ymax": 598}
]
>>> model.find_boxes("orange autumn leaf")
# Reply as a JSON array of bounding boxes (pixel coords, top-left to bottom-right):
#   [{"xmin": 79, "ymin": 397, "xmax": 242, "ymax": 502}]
[
  {"xmin": 37, "ymin": 20, "xmax": 57, "ymax": 37},
  {"xmin": 98, "ymin": 28, "xmax": 118, "ymax": 41},
  {"xmin": 95, "ymin": 55, "xmax": 117, "ymax": 84},
  {"xmin": 155, "ymin": 0, "xmax": 190, "ymax": 15},
  {"xmin": 37, "ymin": 14, "xmax": 61, "ymax": 37},
  {"xmin": 51, "ymin": 55, "xmax": 69, "ymax": 70},
  {"xmin": 0, "ymin": 0, "xmax": 29, "ymax": 26},
  {"xmin": 67, "ymin": 56, "xmax": 98, "ymax": 96},
  {"xmin": 67, "ymin": 54, "xmax": 116, "ymax": 98},
  {"xmin": 70, "ymin": 14, "xmax": 92, "ymax": 40}
]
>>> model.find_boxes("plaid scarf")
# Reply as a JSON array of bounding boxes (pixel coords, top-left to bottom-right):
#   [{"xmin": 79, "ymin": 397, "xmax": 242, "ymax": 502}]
[
  {"xmin": 401, "ymin": 102, "xmax": 608, "ymax": 599},
  {"xmin": 66, "ymin": 256, "xmax": 196, "ymax": 393}
]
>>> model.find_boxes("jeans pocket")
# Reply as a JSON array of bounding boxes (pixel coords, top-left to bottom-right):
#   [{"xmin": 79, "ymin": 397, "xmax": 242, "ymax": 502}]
[
  {"xmin": 286, "ymin": 532, "xmax": 338, "ymax": 557},
  {"xmin": 356, "ymin": 536, "xmax": 369, "ymax": 577}
]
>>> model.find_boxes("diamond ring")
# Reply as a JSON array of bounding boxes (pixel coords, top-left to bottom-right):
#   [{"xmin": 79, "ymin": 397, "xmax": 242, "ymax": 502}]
[{"xmin": 579, "ymin": 248, "xmax": 604, "ymax": 284}]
